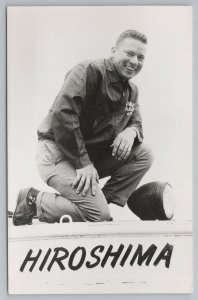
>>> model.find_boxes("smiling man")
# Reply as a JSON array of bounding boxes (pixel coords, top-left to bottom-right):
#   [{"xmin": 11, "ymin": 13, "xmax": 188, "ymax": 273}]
[
  {"xmin": 13, "ymin": 29, "xmax": 154, "ymax": 225},
  {"xmin": 111, "ymin": 34, "xmax": 146, "ymax": 80}
]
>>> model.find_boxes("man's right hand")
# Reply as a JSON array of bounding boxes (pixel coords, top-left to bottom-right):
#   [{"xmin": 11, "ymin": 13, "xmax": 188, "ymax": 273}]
[{"xmin": 72, "ymin": 164, "xmax": 99, "ymax": 196}]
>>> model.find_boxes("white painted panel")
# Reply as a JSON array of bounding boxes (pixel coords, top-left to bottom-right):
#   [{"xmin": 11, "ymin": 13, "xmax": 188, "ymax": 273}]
[{"xmin": 8, "ymin": 221, "xmax": 192, "ymax": 294}]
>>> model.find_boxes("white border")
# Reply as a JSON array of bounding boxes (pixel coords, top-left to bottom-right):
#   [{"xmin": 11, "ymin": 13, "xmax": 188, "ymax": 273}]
[{"xmin": 1, "ymin": 0, "xmax": 197, "ymax": 299}]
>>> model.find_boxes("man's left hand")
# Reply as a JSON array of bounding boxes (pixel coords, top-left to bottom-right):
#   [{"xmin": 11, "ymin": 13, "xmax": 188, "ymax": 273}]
[{"xmin": 111, "ymin": 128, "xmax": 137, "ymax": 160}]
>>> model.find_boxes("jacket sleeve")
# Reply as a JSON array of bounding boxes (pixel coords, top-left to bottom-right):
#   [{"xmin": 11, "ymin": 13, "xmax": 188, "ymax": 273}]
[
  {"xmin": 51, "ymin": 63, "xmax": 92, "ymax": 169},
  {"xmin": 126, "ymin": 85, "xmax": 144, "ymax": 142}
]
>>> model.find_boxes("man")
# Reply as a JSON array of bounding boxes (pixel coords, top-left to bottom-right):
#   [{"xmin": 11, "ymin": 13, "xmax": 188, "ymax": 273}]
[{"xmin": 13, "ymin": 29, "xmax": 153, "ymax": 225}]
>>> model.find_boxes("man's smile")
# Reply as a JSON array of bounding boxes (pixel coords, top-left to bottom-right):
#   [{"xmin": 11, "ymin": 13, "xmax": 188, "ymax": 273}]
[{"xmin": 125, "ymin": 65, "xmax": 137, "ymax": 71}]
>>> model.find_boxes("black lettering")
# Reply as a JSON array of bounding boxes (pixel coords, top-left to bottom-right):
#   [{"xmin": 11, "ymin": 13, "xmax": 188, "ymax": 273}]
[
  {"xmin": 47, "ymin": 247, "xmax": 69, "ymax": 271},
  {"xmin": 39, "ymin": 248, "xmax": 52, "ymax": 271},
  {"xmin": 153, "ymin": 243, "xmax": 173, "ymax": 268},
  {"xmin": 101, "ymin": 244, "xmax": 124, "ymax": 268},
  {"xmin": 86, "ymin": 245, "xmax": 104, "ymax": 268},
  {"xmin": 68, "ymin": 247, "xmax": 86, "ymax": 271},
  {"xmin": 130, "ymin": 244, "xmax": 157, "ymax": 266},
  {"xmin": 120, "ymin": 244, "xmax": 133, "ymax": 266},
  {"xmin": 20, "ymin": 249, "xmax": 42, "ymax": 272}
]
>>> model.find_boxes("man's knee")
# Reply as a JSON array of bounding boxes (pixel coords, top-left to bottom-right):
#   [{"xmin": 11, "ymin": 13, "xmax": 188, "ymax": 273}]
[
  {"xmin": 134, "ymin": 143, "xmax": 154, "ymax": 170},
  {"xmin": 142, "ymin": 144, "xmax": 154, "ymax": 169},
  {"xmin": 51, "ymin": 178, "xmax": 111, "ymax": 222}
]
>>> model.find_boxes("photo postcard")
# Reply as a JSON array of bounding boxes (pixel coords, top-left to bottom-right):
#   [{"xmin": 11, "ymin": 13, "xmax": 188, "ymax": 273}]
[{"xmin": 7, "ymin": 6, "xmax": 193, "ymax": 294}]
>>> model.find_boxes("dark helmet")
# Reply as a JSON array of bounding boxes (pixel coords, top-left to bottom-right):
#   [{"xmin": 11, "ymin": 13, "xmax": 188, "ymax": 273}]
[{"xmin": 127, "ymin": 182, "xmax": 174, "ymax": 220}]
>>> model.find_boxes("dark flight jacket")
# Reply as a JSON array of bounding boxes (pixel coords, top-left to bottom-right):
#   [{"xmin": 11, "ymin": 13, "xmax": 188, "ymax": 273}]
[{"xmin": 37, "ymin": 58, "xmax": 143, "ymax": 169}]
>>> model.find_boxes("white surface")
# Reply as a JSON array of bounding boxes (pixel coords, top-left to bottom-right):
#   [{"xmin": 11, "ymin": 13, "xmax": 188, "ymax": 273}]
[
  {"xmin": 8, "ymin": 220, "xmax": 193, "ymax": 294},
  {"xmin": 8, "ymin": 220, "xmax": 192, "ymax": 240}
]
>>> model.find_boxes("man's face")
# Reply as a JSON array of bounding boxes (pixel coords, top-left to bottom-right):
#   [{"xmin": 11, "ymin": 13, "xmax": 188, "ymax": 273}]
[{"xmin": 111, "ymin": 37, "xmax": 147, "ymax": 80}]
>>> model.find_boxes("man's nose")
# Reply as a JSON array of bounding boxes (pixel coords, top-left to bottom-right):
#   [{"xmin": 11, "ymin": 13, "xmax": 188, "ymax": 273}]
[{"xmin": 129, "ymin": 55, "xmax": 138, "ymax": 66}]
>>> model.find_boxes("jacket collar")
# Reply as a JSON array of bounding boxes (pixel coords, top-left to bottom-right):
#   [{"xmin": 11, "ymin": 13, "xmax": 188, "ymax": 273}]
[{"xmin": 105, "ymin": 57, "xmax": 129, "ymax": 87}]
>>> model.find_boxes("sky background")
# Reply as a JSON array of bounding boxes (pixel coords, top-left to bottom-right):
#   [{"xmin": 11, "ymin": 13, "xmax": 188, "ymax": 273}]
[{"xmin": 7, "ymin": 6, "xmax": 192, "ymax": 220}]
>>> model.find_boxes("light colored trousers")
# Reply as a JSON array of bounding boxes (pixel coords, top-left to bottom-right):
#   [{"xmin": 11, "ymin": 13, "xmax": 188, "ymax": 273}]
[{"xmin": 36, "ymin": 140, "xmax": 153, "ymax": 223}]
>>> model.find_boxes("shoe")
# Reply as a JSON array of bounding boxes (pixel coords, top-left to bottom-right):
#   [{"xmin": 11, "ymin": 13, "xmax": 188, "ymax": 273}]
[{"xmin": 12, "ymin": 187, "xmax": 38, "ymax": 226}]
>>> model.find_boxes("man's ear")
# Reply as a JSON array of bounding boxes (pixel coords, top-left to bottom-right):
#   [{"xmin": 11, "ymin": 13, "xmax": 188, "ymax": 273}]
[{"xmin": 111, "ymin": 46, "xmax": 116, "ymax": 55}]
